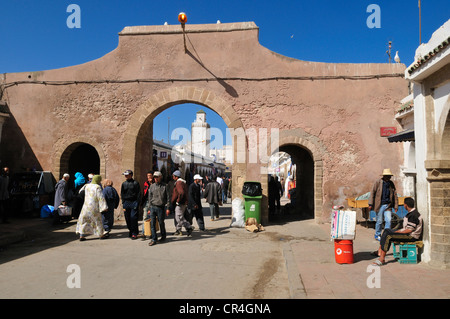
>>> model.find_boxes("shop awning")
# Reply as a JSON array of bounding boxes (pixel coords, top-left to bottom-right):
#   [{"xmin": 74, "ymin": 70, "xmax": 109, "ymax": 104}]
[{"xmin": 387, "ymin": 129, "xmax": 415, "ymax": 143}]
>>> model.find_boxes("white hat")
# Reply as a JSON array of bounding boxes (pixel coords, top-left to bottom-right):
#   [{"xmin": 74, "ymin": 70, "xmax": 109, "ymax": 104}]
[
  {"xmin": 172, "ymin": 170, "xmax": 181, "ymax": 177},
  {"xmin": 193, "ymin": 174, "xmax": 203, "ymax": 180},
  {"xmin": 153, "ymin": 171, "xmax": 162, "ymax": 177}
]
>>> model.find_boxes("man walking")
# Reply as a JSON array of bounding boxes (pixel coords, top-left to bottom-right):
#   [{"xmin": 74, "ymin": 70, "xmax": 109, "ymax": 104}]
[
  {"xmin": 204, "ymin": 175, "xmax": 222, "ymax": 221},
  {"xmin": 121, "ymin": 170, "xmax": 141, "ymax": 240},
  {"xmin": 54, "ymin": 173, "xmax": 70, "ymax": 208},
  {"xmin": 171, "ymin": 170, "xmax": 193, "ymax": 236},
  {"xmin": 222, "ymin": 176, "xmax": 229, "ymax": 204},
  {"xmin": 368, "ymin": 168, "xmax": 398, "ymax": 241},
  {"xmin": 0, "ymin": 167, "xmax": 10, "ymax": 223},
  {"xmin": 147, "ymin": 171, "xmax": 170, "ymax": 246},
  {"xmin": 188, "ymin": 174, "xmax": 205, "ymax": 231}
]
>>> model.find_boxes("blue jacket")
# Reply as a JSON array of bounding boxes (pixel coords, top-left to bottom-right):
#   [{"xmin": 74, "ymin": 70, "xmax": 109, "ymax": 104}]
[{"xmin": 103, "ymin": 185, "xmax": 120, "ymax": 210}]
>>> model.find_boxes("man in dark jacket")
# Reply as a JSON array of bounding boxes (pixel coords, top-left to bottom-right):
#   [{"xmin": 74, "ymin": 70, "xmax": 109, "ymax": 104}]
[
  {"xmin": 222, "ymin": 177, "xmax": 230, "ymax": 204},
  {"xmin": 188, "ymin": 174, "xmax": 205, "ymax": 231},
  {"xmin": 121, "ymin": 170, "xmax": 141, "ymax": 239},
  {"xmin": 147, "ymin": 171, "xmax": 170, "ymax": 246},
  {"xmin": 0, "ymin": 167, "xmax": 11, "ymax": 223},
  {"xmin": 204, "ymin": 175, "xmax": 222, "ymax": 221},
  {"xmin": 368, "ymin": 169, "xmax": 398, "ymax": 241}
]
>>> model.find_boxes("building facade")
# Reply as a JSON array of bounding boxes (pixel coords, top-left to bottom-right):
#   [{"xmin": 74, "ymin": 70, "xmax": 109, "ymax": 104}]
[
  {"xmin": 405, "ymin": 19, "xmax": 450, "ymax": 267},
  {"xmin": 0, "ymin": 22, "xmax": 407, "ymax": 225}
]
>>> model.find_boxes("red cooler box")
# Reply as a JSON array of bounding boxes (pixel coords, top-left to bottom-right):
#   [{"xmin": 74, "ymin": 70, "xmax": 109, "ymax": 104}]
[{"xmin": 334, "ymin": 239, "xmax": 354, "ymax": 264}]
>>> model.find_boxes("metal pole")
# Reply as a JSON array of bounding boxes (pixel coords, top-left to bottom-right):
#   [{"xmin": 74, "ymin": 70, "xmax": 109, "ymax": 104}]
[{"xmin": 419, "ymin": 0, "xmax": 422, "ymax": 44}]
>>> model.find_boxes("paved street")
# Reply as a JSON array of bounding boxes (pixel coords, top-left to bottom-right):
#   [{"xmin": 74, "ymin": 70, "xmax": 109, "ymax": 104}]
[
  {"xmin": 0, "ymin": 201, "xmax": 291, "ymax": 299},
  {"xmin": 1, "ymin": 199, "xmax": 449, "ymax": 300}
]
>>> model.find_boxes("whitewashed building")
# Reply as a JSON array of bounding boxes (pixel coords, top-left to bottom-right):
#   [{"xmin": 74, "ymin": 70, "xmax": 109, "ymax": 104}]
[{"xmin": 404, "ymin": 19, "xmax": 450, "ymax": 267}]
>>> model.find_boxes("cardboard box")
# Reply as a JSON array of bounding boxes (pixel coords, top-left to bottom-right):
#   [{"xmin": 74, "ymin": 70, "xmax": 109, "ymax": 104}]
[{"xmin": 144, "ymin": 219, "xmax": 160, "ymax": 237}]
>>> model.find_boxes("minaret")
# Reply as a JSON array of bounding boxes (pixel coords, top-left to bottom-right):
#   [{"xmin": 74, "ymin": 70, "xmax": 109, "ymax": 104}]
[{"xmin": 191, "ymin": 109, "xmax": 210, "ymax": 158}]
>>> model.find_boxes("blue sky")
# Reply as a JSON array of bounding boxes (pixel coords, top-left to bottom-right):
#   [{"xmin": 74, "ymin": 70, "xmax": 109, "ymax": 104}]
[{"xmin": 1, "ymin": 1, "xmax": 449, "ymax": 146}]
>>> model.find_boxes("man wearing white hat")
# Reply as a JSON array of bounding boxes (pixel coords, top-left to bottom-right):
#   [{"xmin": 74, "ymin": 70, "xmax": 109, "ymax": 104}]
[
  {"xmin": 188, "ymin": 174, "xmax": 206, "ymax": 231},
  {"xmin": 368, "ymin": 168, "xmax": 398, "ymax": 241}
]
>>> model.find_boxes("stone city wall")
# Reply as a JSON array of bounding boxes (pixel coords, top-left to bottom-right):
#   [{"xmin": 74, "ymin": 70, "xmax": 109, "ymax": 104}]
[{"xmin": 0, "ymin": 22, "xmax": 408, "ymax": 223}]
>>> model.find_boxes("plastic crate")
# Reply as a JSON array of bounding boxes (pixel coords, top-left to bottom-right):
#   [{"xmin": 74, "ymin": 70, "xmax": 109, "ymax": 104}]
[{"xmin": 393, "ymin": 243, "xmax": 418, "ymax": 264}]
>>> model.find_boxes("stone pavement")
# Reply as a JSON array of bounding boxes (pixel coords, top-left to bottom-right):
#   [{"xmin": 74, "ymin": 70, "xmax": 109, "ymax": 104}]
[
  {"xmin": 0, "ymin": 201, "xmax": 449, "ymax": 299},
  {"xmin": 283, "ymin": 221, "xmax": 450, "ymax": 299}
]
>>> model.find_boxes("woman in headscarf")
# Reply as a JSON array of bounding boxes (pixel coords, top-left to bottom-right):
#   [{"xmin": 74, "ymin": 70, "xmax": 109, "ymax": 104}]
[
  {"xmin": 74, "ymin": 172, "xmax": 86, "ymax": 190},
  {"xmin": 76, "ymin": 175, "xmax": 108, "ymax": 241},
  {"xmin": 72, "ymin": 172, "xmax": 86, "ymax": 219}
]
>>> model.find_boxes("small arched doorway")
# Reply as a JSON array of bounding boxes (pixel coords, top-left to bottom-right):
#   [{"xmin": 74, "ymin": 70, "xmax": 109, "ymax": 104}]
[
  {"xmin": 59, "ymin": 142, "xmax": 101, "ymax": 183},
  {"xmin": 67, "ymin": 143, "xmax": 100, "ymax": 178},
  {"xmin": 269, "ymin": 144, "xmax": 315, "ymax": 221}
]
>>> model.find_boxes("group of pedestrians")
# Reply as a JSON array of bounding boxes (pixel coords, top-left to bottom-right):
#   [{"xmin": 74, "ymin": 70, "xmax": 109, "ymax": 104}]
[
  {"xmin": 142, "ymin": 170, "xmax": 225, "ymax": 246},
  {"xmin": 54, "ymin": 172, "xmax": 120, "ymax": 241},
  {"xmin": 54, "ymin": 168, "xmax": 226, "ymax": 245}
]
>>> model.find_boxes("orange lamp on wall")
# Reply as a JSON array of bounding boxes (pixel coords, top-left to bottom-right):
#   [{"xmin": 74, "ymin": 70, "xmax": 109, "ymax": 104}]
[{"xmin": 178, "ymin": 12, "xmax": 187, "ymax": 24}]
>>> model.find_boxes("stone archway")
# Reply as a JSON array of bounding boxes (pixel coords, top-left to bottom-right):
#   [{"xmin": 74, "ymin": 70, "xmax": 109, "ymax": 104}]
[
  {"xmin": 274, "ymin": 129, "xmax": 326, "ymax": 222},
  {"xmin": 53, "ymin": 137, "xmax": 106, "ymax": 180},
  {"xmin": 121, "ymin": 86, "xmax": 246, "ymax": 197}
]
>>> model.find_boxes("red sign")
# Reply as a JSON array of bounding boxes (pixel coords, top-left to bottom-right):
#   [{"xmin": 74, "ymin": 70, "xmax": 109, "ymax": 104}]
[{"xmin": 380, "ymin": 127, "xmax": 397, "ymax": 137}]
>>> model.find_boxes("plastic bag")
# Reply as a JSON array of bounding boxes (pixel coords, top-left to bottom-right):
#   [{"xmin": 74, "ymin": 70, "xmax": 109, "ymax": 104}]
[
  {"xmin": 330, "ymin": 210, "xmax": 356, "ymax": 240},
  {"xmin": 241, "ymin": 182, "xmax": 262, "ymax": 196},
  {"xmin": 40, "ymin": 205, "xmax": 54, "ymax": 218},
  {"xmin": 231, "ymin": 198, "xmax": 245, "ymax": 227},
  {"xmin": 57, "ymin": 205, "xmax": 72, "ymax": 216}
]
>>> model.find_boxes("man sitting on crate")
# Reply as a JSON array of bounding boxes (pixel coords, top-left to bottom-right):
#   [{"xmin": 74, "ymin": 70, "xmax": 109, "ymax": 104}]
[{"xmin": 372, "ymin": 197, "xmax": 422, "ymax": 266}]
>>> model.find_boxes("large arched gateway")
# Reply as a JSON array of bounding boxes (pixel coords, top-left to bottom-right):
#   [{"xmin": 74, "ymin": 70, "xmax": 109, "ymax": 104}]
[
  {"xmin": 0, "ymin": 22, "xmax": 407, "ymax": 223},
  {"xmin": 121, "ymin": 86, "xmax": 247, "ymax": 201}
]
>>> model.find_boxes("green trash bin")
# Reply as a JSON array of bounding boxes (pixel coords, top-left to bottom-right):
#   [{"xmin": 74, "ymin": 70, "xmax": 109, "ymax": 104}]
[
  {"xmin": 243, "ymin": 195, "xmax": 262, "ymax": 224},
  {"xmin": 242, "ymin": 181, "xmax": 263, "ymax": 224}
]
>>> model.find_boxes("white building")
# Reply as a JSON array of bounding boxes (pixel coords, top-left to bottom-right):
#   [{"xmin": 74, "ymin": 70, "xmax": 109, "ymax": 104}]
[
  {"xmin": 191, "ymin": 110, "xmax": 210, "ymax": 159},
  {"xmin": 151, "ymin": 110, "xmax": 227, "ymax": 181},
  {"xmin": 404, "ymin": 19, "xmax": 450, "ymax": 267},
  {"xmin": 389, "ymin": 94, "xmax": 416, "ymax": 198}
]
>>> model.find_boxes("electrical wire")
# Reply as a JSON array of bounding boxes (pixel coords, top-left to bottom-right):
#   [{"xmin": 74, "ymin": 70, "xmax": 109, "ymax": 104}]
[{"xmin": 0, "ymin": 73, "xmax": 405, "ymax": 91}]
